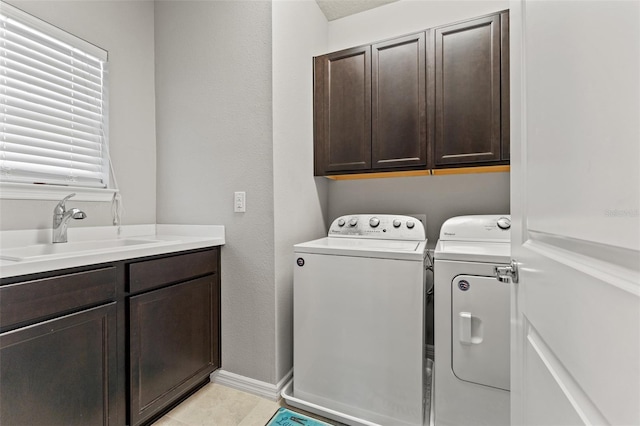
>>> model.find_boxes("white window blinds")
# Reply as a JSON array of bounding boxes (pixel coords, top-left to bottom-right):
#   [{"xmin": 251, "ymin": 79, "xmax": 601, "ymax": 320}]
[{"xmin": 0, "ymin": 3, "xmax": 109, "ymax": 188}]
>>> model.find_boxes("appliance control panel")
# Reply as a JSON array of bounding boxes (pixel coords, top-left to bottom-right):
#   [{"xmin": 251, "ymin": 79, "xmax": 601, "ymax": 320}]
[
  {"xmin": 439, "ymin": 215, "xmax": 511, "ymax": 242},
  {"xmin": 328, "ymin": 214, "xmax": 426, "ymax": 241}
]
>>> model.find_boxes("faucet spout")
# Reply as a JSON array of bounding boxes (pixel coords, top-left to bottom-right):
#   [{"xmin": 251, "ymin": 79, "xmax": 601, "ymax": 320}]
[
  {"xmin": 53, "ymin": 194, "xmax": 86, "ymax": 243},
  {"xmin": 69, "ymin": 208, "xmax": 87, "ymax": 220}
]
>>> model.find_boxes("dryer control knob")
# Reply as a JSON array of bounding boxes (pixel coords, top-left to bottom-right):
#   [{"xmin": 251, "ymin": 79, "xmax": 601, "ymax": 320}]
[
  {"xmin": 393, "ymin": 219, "xmax": 401, "ymax": 228},
  {"xmin": 337, "ymin": 218, "xmax": 346, "ymax": 227},
  {"xmin": 349, "ymin": 218, "xmax": 358, "ymax": 227},
  {"xmin": 497, "ymin": 217, "xmax": 511, "ymax": 230},
  {"xmin": 369, "ymin": 217, "xmax": 380, "ymax": 228},
  {"xmin": 406, "ymin": 220, "xmax": 415, "ymax": 229}
]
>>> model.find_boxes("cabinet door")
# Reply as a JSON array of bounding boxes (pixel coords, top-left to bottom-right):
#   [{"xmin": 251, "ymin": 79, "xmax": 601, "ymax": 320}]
[
  {"xmin": 314, "ymin": 46, "xmax": 371, "ymax": 175},
  {"xmin": 433, "ymin": 13, "xmax": 505, "ymax": 166},
  {"xmin": 129, "ymin": 276, "xmax": 218, "ymax": 426},
  {"xmin": 0, "ymin": 303, "xmax": 117, "ymax": 426},
  {"xmin": 372, "ymin": 32, "xmax": 427, "ymax": 169}
]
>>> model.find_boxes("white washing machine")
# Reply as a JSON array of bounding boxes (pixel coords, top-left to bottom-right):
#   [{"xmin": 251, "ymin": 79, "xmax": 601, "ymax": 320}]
[
  {"xmin": 434, "ymin": 215, "xmax": 511, "ymax": 426},
  {"xmin": 284, "ymin": 214, "xmax": 428, "ymax": 426}
]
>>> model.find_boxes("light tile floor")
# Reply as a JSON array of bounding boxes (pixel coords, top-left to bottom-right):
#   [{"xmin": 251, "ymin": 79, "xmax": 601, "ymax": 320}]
[
  {"xmin": 153, "ymin": 383, "xmax": 342, "ymax": 426},
  {"xmin": 153, "ymin": 383, "xmax": 281, "ymax": 426}
]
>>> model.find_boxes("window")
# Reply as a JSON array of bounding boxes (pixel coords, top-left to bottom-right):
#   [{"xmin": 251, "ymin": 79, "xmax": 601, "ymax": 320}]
[{"xmin": 0, "ymin": 3, "xmax": 110, "ymax": 198}]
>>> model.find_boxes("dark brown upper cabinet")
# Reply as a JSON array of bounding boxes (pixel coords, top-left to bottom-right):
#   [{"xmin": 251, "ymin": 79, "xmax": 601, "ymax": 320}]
[
  {"xmin": 314, "ymin": 32, "xmax": 427, "ymax": 176},
  {"xmin": 372, "ymin": 32, "xmax": 427, "ymax": 170},
  {"xmin": 313, "ymin": 10, "xmax": 509, "ymax": 177},
  {"xmin": 431, "ymin": 11, "xmax": 510, "ymax": 168},
  {"xmin": 314, "ymin": 46, "xmax": 372, "ymax": 174}
]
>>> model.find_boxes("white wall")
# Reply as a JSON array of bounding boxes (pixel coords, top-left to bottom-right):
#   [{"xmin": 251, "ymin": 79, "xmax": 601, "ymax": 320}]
[
  {"xmin": 1, "ymin": 1, "xmax": 157, "ymax": 230},
  {"xmin": 154, "ymin": 0, "xmax": 277, "ymax": 384},
  {"xmin": 272, "ymin": 0, "xmax": 329, "ymax": 383},
  {"xmin": 326, "ymin": 0, "xmax": 511, "ymax": 246}
]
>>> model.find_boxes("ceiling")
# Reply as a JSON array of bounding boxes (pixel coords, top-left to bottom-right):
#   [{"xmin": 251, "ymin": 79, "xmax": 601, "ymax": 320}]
[{"xmin": 315, "ymin": 0, "xmax": 400, "ymax": 21}]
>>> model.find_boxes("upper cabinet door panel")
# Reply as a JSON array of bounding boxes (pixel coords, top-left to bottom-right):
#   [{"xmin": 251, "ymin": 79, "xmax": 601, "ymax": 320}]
[
  {"xmin": 434, "ymin": 14, "xmax": 502, "ymax": 166},
  {"xmin": 372, "ymin": 32, "xmax": 427, "ymax": 169},
  {"xmin": 315, "ymin": 46, "xmax": 372, "ymax": 174},
  {"xmin": 500, "ymin": 11, "xmax": 510, "ymax": 162}
]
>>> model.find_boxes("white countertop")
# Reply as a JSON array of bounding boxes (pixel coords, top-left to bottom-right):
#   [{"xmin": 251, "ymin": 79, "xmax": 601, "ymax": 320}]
[{"xmin": 0, "ymin": 224, "xmax": 225, "ymax": 279}]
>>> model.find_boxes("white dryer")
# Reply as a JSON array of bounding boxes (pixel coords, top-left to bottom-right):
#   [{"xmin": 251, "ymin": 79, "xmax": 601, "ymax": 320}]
[
  {"xmin": 285, "ymin": 214, "xmax": 428, "ymax": 426},
  {"xmin": 434, "ymin": 215, "xmax": 511, "ymax": 426}
]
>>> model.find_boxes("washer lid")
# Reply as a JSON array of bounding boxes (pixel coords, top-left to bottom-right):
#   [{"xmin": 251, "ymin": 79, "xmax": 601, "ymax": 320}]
[{"xmin": 295, "ymin": 237, "xmax": 427, "ymax": 261}]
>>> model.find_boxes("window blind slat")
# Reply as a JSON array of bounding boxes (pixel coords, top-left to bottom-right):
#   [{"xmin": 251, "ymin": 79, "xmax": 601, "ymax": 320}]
[
  {"xmin": 2, "ymin": 99, "xmax": 103, "ymax": 130},
  {"xmin": 4, "ymin": 114, "xmax": 102, "ymax": 144},
  {"xmin": 2, "ymin": 143, "xmax": 102, "ymax": 166},
  {"xmin": 2, "ymin": 150, "xmax": 103, "ymax": 172},
  {"xmin": 1, "ymin": 51, "xmax": 103, "ymax": 98},
  {"xmin": 2, "ymin": 42, "xmax": 103, "ymax": 89},
  {"xmin": 1, "ymin": 75, "xmax": 103, "ymax": 115},
  {"xmin": 4, "ymin": 104, "xmax": 102, "ymax": 137},
  {"xmin": 2, "ymin": 16, "xmax": 103, "ymax": 67},
  {"xmin": 1, "ymin": 85, "xmax": 103, "ymax": 122},
  {"xmin": 0, "ymin": 162, "xmax": 105, "ymax": 187},
  {"xmin": 2, "ymin": 123, "xmax": 103, "ymax": 151},
  {"xmin": 3, "ymin": 134, "xmax": 104, "ymax": 159}
]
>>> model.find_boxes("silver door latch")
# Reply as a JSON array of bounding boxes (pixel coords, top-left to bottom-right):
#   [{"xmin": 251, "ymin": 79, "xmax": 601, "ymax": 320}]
[{"xmin": 495, "ymin": 259, "xmax": 519, "ymax": 283}]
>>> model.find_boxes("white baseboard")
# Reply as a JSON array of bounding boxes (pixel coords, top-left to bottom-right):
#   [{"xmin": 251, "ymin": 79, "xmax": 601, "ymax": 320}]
[{"xmin": 211, "ymin": 368, "xmax": 293, "ymax": 401}]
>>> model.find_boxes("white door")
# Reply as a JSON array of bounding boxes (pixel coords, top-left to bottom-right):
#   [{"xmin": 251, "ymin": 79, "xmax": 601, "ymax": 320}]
[{"xmin": 510, "ymin": 1, "xmax": 640, "ymax": 425}]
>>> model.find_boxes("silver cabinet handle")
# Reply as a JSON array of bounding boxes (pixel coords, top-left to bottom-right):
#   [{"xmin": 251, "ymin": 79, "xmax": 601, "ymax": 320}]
[{"xmin": 495, "ymin": 259, "xmax": 519, "ymax": 284}]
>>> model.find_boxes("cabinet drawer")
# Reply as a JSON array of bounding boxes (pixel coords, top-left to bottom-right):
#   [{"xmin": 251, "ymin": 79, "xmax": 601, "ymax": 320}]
[
  {"xmin": 128, "ymin": 249, "xmax": 218, "ymax": 293},
  {"xmin": 0, "ymin": 267, "xmax": 116, "ymax": 330}
]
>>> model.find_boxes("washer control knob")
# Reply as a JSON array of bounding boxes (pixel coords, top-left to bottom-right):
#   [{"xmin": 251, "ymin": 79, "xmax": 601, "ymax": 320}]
[
  {"xmin": 497, "ymin": 216, "xmax": 511, "ymax": 230},
  {"xmin": 393, "ymin": 219, "xmax": 401, "ymax": 228},
  {"xmin": 369, "ymin": 217, "xmax": 380, "ymax": 228},
  {"xmin": 406, "ymin": 220, "xmax": 415, "ymax": 229},
  {"xmin": 337, "ymin": 218, "xmax": 346, "ymax": 227},
  {"xmin": 349, "ymin": 218, "xmax": 358, "ymax": 227}
]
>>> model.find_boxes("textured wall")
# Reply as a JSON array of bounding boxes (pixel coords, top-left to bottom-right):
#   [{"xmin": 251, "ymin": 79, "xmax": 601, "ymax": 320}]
[
  {"xmin": 154, "ymin": 1, "xmax": 276, "ymax": 383},
  {"xmin": 327, "ymin": 0, "xmax": 509, "ymax": 51},
  {"xmin": 272, "ymin": 0, "xmax": 329, "ymax": 383},
  {"xmin": 328, "ymin": 173, "xmax": 511, "ymax": 248},
  {"xmin": 1, "ymin": 1, "xmax": 157, "ymax": 230}
]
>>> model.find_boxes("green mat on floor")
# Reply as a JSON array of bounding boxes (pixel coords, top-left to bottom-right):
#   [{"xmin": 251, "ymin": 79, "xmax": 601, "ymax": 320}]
[{"xmin": 266, "ymin": 407, "xmax": 332, "ymax": 426}]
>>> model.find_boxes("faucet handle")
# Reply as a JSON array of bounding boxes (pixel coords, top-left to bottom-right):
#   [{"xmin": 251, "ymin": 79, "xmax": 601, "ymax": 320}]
[{"xmin": 55, "ymin": 193, "xmax": 76, "ymax": 213}]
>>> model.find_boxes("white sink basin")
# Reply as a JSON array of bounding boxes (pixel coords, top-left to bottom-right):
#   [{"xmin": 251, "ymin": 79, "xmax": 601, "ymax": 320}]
[{"xmin": 0, "ymin": 239, "xmax": 167, "ymax": 262}]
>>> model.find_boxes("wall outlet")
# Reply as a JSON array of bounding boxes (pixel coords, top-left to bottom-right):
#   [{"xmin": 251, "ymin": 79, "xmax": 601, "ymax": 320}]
[{"xmin": 234, "ymin": 191, "xmax": 246, "ymax": 213}]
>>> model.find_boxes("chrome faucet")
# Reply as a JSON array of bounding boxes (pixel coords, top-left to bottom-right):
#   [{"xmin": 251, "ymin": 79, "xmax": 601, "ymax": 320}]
[{"xmin": 53, "ymin": 193, "xmax": 86, "ymax": 243}]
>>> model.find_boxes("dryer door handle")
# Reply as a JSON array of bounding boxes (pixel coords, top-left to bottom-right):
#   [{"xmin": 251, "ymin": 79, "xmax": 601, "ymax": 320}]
[{"xmin": 459, "ymin": 312, "xmax": 473, "ymax": 345}]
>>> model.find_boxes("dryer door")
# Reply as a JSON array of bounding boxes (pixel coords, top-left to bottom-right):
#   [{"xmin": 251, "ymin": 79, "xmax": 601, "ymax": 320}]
[{"xmin": 451, "ymin": 274, "xmax": 510, "ymax": 390}]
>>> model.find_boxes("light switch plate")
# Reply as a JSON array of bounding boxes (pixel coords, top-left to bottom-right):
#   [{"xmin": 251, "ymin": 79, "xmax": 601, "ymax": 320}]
[{"xmin": 234, "ymin": 191, "xmax": 246, "ymax": 213}]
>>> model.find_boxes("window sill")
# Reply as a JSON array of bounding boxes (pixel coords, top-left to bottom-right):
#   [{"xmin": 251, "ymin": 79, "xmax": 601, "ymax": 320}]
[{"xmin": 0, "ymin": 183, "xmax": 117, "ymax": 202}]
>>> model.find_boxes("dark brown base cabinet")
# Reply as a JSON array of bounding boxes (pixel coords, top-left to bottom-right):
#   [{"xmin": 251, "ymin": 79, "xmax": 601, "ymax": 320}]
[
  {"xmin": 0, "ymin": 304, "xmax": 117, "ymax": 426},
  {"xmin": 313, "ymin": 10, "xmax": 510, "ymax": 177},
  {"xmin": 128, "ymin": 250, "xmax": 220, "ymax": 426},
  {"xmin": 0, "ymin": 247, "xmax": 221, "ymax": 426}
]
